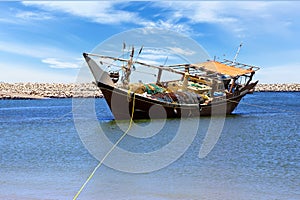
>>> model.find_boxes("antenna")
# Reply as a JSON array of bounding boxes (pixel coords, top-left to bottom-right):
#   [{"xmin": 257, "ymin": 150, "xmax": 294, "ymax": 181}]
[
  {"xmin": 233, "ymin": 42, "xmax": 243, "ymax": 64},
  {"xmin": 134, "ymin": 45, "xmax": 143, "ymax": 62},
  {"xmin": 163, "ymin": 56, "xmax": 168, "ymax": 66}
]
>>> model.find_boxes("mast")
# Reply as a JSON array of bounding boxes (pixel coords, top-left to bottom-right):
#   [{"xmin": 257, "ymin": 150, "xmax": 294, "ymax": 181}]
[
  {"xmin": 233, "ymin": 42, "xmax": 243, "ymax": 65},
  {"xmin": 122, "ymin": 46, "xmax": 134, "ymax": 88}
]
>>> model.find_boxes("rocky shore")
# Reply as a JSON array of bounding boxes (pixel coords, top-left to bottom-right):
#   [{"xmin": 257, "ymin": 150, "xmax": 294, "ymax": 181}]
[
  {"xmin": 0, "ymin": 82, "xmax": 102, "ymax": 99},
  {"xmin": 0, "ymin": 82, "xmax": 299, "ymax": 99},
  {"xmin": 255, "ymin": 83, "xmax": 300, "ymax": 92}
]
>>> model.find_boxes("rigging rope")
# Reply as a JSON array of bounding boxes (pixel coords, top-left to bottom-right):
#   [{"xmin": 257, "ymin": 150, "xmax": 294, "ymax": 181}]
[{"xmin": 72, "ymin": 93, "xmax": 136, "ymax": 200}]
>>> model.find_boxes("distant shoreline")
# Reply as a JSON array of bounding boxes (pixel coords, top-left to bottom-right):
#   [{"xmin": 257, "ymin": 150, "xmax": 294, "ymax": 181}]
[{"xmin": 0, "ymin": 82, "xmax": 299, "ymax": 99}]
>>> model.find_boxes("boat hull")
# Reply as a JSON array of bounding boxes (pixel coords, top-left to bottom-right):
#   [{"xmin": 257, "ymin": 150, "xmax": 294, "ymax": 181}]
[{"xmin": 97, "ymin": 81, "xmax": 258, "ymax": 120}]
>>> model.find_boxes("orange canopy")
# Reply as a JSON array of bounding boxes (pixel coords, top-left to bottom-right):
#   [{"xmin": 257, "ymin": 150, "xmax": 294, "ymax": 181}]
[{"xmin": 193, "ymin": 61, "xmax": 254, "ymax": 77}]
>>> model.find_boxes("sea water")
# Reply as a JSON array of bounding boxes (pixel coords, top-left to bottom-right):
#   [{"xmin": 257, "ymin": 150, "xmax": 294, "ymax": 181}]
[{"xmin": 0, "ymin": 92, "xmax": 299, "ymax": 200}]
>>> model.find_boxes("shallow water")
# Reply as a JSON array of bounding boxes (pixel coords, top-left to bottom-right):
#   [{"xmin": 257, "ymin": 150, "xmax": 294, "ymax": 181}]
[{"xmin": 0, "ymin": 92, "xmax": 299, "ymax": 199}]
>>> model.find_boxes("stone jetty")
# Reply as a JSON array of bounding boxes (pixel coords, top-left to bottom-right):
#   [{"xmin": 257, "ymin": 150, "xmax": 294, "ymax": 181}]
[
  {"xmin": 255, "ymin": 83, "xmax": 300, "ymax": 92},
  {"xmin": 0, "ymin": 82, "xmax": 299, "ymax": 99},
  {"xmin": 0, "ymin": 82, "xmax": 102, "ymax": 99}
]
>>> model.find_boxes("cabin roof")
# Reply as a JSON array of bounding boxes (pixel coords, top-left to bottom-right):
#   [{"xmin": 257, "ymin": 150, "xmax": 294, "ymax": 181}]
[{"xmin": 192, "ymin": 61, "xmax": 257, "ymax": 77}]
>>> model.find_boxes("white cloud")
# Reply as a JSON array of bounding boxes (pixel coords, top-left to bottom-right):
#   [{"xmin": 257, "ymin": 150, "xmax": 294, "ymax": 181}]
[
  {"xmin": 42, "ymin": 58, "xmax": 81, "ymax": 69},
  {"xmin": 139, "ymin": 53, "xmax": 169, "ymax": 62},
  {"xmin": 10, "ymin": 1, "xmax": 300, "ymax": 80},
  {"xmin": 256, "ymin": 64, "xmax": 300, "ymax": 84},
  {"xmin": 137, "ymin": 47, "xmax": 194, "ymax": 65},
  {"xmin": 138, "ymin": 54, "xmax": 176, "ymax": 66},
  {"xmin": 140, "ymin": 20, "xmax": 193, "ymax": 36},
  {"xmin": 0, "ymin": 17, "xmax": 18, "ymax": 24},
  {"xmin": 168, "ymin": 47, "xmax": 195, "ymax": 56},
  {"xmin": 21, "ymin": 1, "xmax": 196, "ymax": 35},
  {"xmin": 22, "ymin": 1, "xmax": 146, "ymax": 25},
  {"xmin": 136, "ymin": 58, "xmax": 161, "ymax": 66},
  {"xmin": 15, "ymin": 11, "xmax": 52, "ymax": 20},
  {"xmin": 0, "ymin": 41, "xmax": 83, "ymax": 69},
  {"xmin": 20, "ymin": 1, "xmax": 300, "ymax": 39},
  {"xmin": 0, "ymin": 41, "xmax": 74, "ymax": 59},
  {"xmin": 152, "ymin": 1, "xmax": 237, "ymax": 24},
  {"xmin": 151, "ymin": 1, "xmax": 300, "ymax": 38},
  {"xmin": 0, "ymin": 62, "xmax": 77, "ymax": 83}
]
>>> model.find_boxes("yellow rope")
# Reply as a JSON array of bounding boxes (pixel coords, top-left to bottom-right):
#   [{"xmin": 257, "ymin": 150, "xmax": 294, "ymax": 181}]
[{"xmin": 73, "ymin": 93, "xmax": 136, "ymax": 200}]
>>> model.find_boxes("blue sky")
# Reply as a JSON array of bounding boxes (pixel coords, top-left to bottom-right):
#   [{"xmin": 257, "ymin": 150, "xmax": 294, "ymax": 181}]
[{"xmin": 0, "ymin": 1, "xmax": 299, "ymax": 83}]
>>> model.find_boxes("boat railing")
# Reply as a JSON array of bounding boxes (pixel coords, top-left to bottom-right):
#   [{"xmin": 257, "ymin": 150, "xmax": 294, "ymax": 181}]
[{"xmin": 220, "ymin": 59, "xmax": 260, "ymax": 71}]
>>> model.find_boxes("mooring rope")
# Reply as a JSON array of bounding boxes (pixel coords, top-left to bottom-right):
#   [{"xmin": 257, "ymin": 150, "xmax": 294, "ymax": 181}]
[{"xmin": 72, "ymin": 93, "xmax": 136, "ymax": 200}]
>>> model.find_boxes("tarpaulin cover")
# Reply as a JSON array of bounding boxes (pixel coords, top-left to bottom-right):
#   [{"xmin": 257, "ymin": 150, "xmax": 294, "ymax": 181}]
[{"xmin": 193, "ymin": 61, "xmax": 254, "ymax": 77}]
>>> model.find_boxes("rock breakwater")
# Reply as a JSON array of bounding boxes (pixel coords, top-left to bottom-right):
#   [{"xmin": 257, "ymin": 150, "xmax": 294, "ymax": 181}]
[
  {"xmin": 0, "ymin": 82, "xmax": 299, "ymax": 99},
  {"xmin": 0, "ymin": 82, "xmax": 102, "ymax": 99},
  {"xmin": 255, "ymin": 83, "xmax": 300, "ymax": 92}
]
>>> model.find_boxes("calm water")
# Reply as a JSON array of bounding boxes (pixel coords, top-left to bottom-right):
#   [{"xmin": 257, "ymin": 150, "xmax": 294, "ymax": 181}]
[{"xmin": 0, "ymin": 92, "xmax": 299, "ymax": 200}]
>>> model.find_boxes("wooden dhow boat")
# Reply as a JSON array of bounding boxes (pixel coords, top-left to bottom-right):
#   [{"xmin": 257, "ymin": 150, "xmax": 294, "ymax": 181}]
[{"xmin": 83, "ymin": 46, "xmax": 259, "ymax": 120}]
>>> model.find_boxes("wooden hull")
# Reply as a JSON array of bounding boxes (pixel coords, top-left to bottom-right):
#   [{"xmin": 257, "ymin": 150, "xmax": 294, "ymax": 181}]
[{"xmin": 97, "ymin": 81, "xmax": 258, "ymax": 120}]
